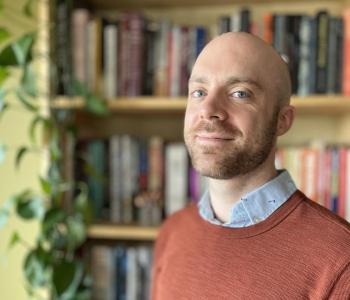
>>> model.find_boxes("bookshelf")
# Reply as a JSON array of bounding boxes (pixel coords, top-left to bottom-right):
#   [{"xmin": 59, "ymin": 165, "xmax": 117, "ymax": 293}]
[
  {"xmin": 52, "ymin": 95, "xmax": 350, "ymax": 115},
  {"xmin": 88, "ymin": 224, "xmax": 159, "ymax": 241},
  {"xmin": 42, "ymin": 0, "xmax": 350, "ymax": 297}
]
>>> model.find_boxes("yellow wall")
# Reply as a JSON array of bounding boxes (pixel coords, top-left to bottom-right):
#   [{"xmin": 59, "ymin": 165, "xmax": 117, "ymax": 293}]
[{"xmin": 0, "ymin": 0, "xmax": 41, "ymax": 299}]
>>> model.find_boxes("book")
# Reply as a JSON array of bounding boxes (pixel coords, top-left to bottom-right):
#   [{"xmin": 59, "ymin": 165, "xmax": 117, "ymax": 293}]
[{"xmin": 165, "ymin": 143, "xmax": 189, "ymax": 216}]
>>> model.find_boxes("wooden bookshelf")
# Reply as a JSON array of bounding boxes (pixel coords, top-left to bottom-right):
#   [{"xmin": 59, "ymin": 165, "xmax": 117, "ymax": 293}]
[
  {"xmin": 84, "ymin": 0, "xmax": 326, "ymax": 10},
  {"xmin": 87, "ymin": 224, "xmax": 160, "ymax": 241},
  {"xmin": 51, "ymin": 95, "xmax": 350, "ymax": 115}
]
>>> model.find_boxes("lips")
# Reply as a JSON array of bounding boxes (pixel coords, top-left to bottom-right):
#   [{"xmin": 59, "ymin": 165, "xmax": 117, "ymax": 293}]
[{"xmin": 196, "ymin": 134, "xmax": 233, "ymax": 140}]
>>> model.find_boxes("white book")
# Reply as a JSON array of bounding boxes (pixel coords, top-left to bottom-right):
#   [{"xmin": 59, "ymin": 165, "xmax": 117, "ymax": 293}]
[
  {"xmin": 71, "ymin": 8, "xmax": 89, "ymax": 84},
  {"xmin": 126, "ymin": 247, "xmax": 138, "ymax": 300},
  {"xmin": 121, "ymin": 135, "xmax": 134, "ymax": 223},
  {"xmin": 103, "ymin": 24, "xmax": 118, "ymax": 98},
  {"xmin": 165, "ymin": 143, "xmax": 188, "ymax": 216}
]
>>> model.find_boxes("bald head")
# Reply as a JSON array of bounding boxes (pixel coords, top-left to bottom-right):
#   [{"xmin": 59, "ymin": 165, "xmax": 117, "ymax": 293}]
[{"xmin": 191, "ymin": 32, "xmax": 292, "ymax": 109}]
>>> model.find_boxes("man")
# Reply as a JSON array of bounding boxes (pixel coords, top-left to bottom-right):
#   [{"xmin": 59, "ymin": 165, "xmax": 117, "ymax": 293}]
[{"xmin": 151, "ymin": 32, "xmax": 350, "ymax": 299}]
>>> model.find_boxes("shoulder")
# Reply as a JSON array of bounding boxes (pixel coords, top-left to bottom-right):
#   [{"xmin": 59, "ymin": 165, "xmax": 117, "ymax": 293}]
[
  {"xmin": 292, "ymin": 191, "xmax": 350, "ymax": 250},
  {"xmin": 153, "ymin": 203, "xmax": 198, "ymax": 262}
]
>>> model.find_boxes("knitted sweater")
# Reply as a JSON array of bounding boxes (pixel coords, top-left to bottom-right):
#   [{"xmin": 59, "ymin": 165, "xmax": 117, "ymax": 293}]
[{"xmin": 151, "ymin": 191, "xmax": 350, "ymax": 300}]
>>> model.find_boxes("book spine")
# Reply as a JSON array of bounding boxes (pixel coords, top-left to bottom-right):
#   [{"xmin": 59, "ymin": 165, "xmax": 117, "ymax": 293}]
[{"xmin": 315, "ymin": 11, "xmax": 329, "ymax": 94}]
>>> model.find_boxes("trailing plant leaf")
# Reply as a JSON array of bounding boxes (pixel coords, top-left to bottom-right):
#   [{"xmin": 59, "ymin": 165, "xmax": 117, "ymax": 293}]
[
  {"xmin": 71, "ymin": 79, "xmax": 88, "ymax": 97},
  {"xmin": 0, "ymin": 142, "xmax": 6, "ymax": 164},
  {"xmin": 0, "ymin": 27, "xmax": 10, "ymax": 43},
  {"xmin": 29, "ymin": 115, "xmax": 49, "ymax": 144},
  {"xmin": 16, "ymin": 195, "xmax": 44, "ymax": 220},
  {"xmin": 65, "ymin": 215, "xmax": 86, "ymax": 251},
  {"xmin": 15, "ymin": 146, "xmax": 28, "ymax": 169},
  {"xmin": 21, "ymin": 64, "xmax": 36, "ymax": 97},
  {"xmin": 12, "ymin": 32, "xmax": 35, "ymax": 66},
  {"xmin": 15, "ymin": 88, "xmax": 38, "ymax": 112},
  {"xmin": 8, "ymin": 231, "xmax": 20, "ymax": 249},
  {"xmin": 53, "ymin": 260, "xmax": 83, "ymax": 299},
  {"xmin": 0, "ymin": 208, "xmax": 9, "ymax": 229},
  {"xmin": 0, "ymin": 66, "xmax": 9, "ymax": 85},
  {"xmin": 74, "ymin": 184, "xmax": 93, "ymax": 224},
  {"xmin": 85, "ymin": 94, "xmax": 109, "ymax": 116},
  {"xmin": 39, "ymin": 175, "xmax": 52, "ymax": 195},
  {"xmin": 0, "ymin": 32, "xmax": 35, "ymax": 66},
  {"xmin": 23, "ymin": 0, "xmax": 35, "ymax": 18},
  {"xmin": 24, "ymin": 247, "xmax": 50, "ymax": 288},
  {"xmin": 0, "ymin": 43, "xmax": 17, "ymax": 65},
  {"xmin": 42, "ymin": 207, "xmax": 65, "ymax": 237},
  {"xmin": 0, "ymin": 88, "xmax": 7, "ymax": 115}
]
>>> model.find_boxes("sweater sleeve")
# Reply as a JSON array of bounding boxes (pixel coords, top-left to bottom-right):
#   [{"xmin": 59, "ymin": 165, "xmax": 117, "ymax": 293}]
[{"xmin": 328, "ymin": 262, "xmax": 350, "ymax": 300}]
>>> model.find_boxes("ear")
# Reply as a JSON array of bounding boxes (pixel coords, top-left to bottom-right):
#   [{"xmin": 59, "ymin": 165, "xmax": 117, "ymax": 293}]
[{"xmin": 276, "ymin": 105, "xmax": 295, "ymax": 136}]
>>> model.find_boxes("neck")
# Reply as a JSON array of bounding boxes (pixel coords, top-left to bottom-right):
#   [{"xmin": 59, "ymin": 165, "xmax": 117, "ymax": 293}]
[{"xmin": 208, "ymin": 158, "xmax": 278, "ymax": 223}]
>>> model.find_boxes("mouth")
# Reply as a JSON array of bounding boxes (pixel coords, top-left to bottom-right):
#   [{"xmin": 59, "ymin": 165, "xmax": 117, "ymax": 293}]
[{"xmin": 195, "ymin": 134, "xmax": 234, "ymax": 143}]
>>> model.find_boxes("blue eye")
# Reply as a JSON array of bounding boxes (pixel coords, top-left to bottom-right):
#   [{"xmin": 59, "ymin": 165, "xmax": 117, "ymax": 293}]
[
  {"xmin": 191, "ymin": 90, "xmax": 206, "ymax": 98},
  {"xmin": 232, "ymin": 90, "xmax": 250, "ymax": 98}
]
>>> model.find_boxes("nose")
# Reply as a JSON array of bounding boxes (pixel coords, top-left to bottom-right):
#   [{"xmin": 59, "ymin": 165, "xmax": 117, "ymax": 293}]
[{"xmin": 200, "ymin": 91, "xmax": 228, "ymax": 121}]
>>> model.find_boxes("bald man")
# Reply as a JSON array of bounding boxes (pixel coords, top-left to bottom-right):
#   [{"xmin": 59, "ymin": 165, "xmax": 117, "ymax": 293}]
[{"xmin": 151, "ymin": 33, "xmax": 350, "ymax": 299}]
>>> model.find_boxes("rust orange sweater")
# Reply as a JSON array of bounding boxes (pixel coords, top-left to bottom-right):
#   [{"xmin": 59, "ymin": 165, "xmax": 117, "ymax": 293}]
[{"xmin": 151, "ymin": 191, "xmax": 350, "ymax": 300}]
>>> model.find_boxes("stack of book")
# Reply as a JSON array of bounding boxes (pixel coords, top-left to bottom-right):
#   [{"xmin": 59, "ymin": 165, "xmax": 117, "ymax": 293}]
[{"xmin": 90, "ymin": 244, "xmax": 153, "ymax": 300}]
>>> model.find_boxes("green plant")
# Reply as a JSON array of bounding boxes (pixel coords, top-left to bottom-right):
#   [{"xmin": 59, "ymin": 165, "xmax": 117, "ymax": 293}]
[{"xmin": 0, "ymin": 0, "xmax": 108, "ymax": 299}]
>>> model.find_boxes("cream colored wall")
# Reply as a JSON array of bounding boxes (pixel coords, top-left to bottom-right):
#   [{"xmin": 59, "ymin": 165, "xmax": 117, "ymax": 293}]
[{"xmin": 0, "ymin": 0, "xmax": 41, "ymax": 299}]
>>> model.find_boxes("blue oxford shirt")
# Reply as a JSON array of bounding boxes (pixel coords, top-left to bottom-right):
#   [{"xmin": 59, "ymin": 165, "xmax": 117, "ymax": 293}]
[{"xmin": 198, "ymin": 170, "xmax": 297, "ymax": 227}]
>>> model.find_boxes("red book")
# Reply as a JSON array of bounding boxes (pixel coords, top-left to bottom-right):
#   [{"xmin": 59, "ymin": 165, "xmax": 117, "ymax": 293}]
[{"xmin": 338, "ymin": 147, "xmax": 347, "ymax": 218}]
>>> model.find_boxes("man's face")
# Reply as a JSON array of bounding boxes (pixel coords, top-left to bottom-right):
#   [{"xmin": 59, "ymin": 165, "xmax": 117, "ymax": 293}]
[{"xmin": 184, "ymin": 36, "xmax": 280, "ymax": 179}]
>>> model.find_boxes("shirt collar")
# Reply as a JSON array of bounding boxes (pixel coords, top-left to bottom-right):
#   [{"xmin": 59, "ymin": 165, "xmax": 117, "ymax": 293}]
[{"xmin": 198, "ymin": 170, "xmax": 297, "ymax": 228}]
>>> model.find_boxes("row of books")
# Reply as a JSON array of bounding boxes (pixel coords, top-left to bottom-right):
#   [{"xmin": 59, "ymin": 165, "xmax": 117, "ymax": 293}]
[
  {"xmin": 76, "ymin": 135, "xmax": 350, "ymax": 225},
  {"xmin": 276, "ymin": 145, "xmax": 350, "ymax": 221},
  {"xmin": 90, "ymin": 245, "xmax": 153, "ymax": 300},
  {"xmin": 55, "ymin": 7, "xmax": 207, "ymax": 97},
  {"xmin": 54, "ymin": 4, "xmax": 350, "ymax": 98},
  {"xmin": 75, "ymin": 136, "xmax": 207, "ymax": 226}
]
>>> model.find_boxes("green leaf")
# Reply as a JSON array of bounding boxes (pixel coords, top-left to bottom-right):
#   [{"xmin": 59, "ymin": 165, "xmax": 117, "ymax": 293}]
[
  {"xmin": 8, "ymin": 231, "xmax": 20, "ymax": 249},
  {"xmin": 74, "ymin": 184, "xmax": 93, "ymax": 224},
  {"xmin": 0, "ymin": 44, "xmax": 17, "ymax": 66},
  {"xmin": 16, "ymin": 195, "xmax": 44, "ymax": 220},
  {"xmin": 23, "ymin": 0, "xmax": 34, "ymax": 18},
  {"xmin": 39, "ymin": 176, "xmax": 52, "ymax": 195},
  {"xmin": 71, "ymin": 79, "xmax": 88, "ymax": 97},
  {"xmin": 0, "ymin": 208, "xmax": 9, "ymax": 229},
  {"xmin": 0, "ymin": 27, "xmax": 10, "ymax": 44},
  {"xmin": 21, "ymin": 64, "xmax": 36, "ymax": 97},
  {"xmin": 85, "ymin": 94, "xmax": 109, "ymax": 115},
  {"xmin": 42, "ymin": 207, "xmax": 65, "ymax": 236},
  {"xmin": 53, "ymin": 260, "xmax": 83, "ymax": 298},
  {"xmin": 15, "ymin": 146, "xmax": 28, "ymax": 169},
  {"xmin": 12, "ymin": 32, "xmax": 35, "ymax": 66},
  {"xmin": 15, "ymin": 89, "xmax": 38, "ymax": 112},
  {"xmin": 24, "ymin": 248, "xmax": 50, "ymax": 288},
  {"xmin": 0, "ymin": 143, "xmax": 6, "ymax": 164},
  {"xmin": 0, "ymin": 66, "xmax": 9, "ymax": 85},
  {"xmin": 66, "ymin": 215, "xmax": 86, "ymax": 251}
]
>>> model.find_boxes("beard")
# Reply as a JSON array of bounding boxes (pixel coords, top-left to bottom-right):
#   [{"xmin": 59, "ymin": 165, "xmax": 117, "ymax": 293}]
[{"xmin": 184, "ymin": 111, "xmax": 279, "ymax": 180}]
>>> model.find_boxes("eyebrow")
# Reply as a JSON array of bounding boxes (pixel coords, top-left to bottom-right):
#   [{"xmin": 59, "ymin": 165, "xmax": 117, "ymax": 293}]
[{"xmin": 189, "ymin": 76, "xmax": 263, "ymax": 90}]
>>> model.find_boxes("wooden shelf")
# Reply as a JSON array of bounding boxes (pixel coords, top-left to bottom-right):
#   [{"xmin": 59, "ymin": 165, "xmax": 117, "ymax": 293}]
[
  {"xmin": 87, "ymin": 224, "xmax": 159, "ymax": 241},
  {"xmin": 84, "ymin": 0, "xmax": 321, "ymax": 10},
  {"xmin": 52, "ymin": 95, "xmax": 350, "ymax": 115}
]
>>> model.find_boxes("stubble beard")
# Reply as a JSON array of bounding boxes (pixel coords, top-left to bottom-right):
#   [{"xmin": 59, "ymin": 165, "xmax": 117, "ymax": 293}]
[{"xmin": 184, "ymin": 112, "xmax": 279, "ymax": 180}]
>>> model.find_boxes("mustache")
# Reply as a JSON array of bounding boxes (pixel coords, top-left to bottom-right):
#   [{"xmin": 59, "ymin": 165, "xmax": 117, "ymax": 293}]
[{"xmin": 191, "ymin": 121, "xmax": 242, "ymax": 137}]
